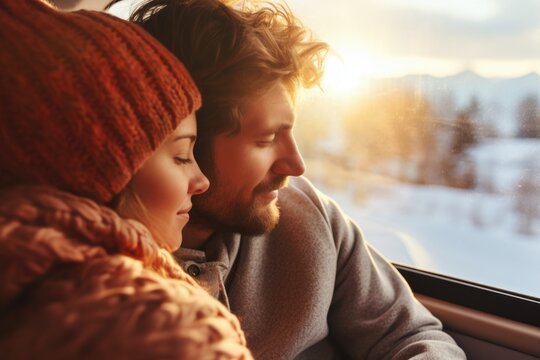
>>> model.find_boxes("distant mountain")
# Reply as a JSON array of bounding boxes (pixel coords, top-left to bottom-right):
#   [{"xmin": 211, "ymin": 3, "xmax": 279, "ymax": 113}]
[{"xmin": 370, "ymin": 71, "xmax": 540, "ymax": 136}]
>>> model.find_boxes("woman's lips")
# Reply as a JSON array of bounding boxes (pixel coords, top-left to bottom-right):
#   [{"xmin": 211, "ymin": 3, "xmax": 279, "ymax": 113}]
[
  {"xmin": 177, "ymin": 206, "xmax": 191, "ymax": 221},
  {"xmin": 177, "ymin": 212, "xmax": 190, "ymax": 222}
]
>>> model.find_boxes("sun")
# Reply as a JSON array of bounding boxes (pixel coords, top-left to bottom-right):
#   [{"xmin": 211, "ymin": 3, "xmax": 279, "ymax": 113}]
[{"xmin": 321, "ymin": 51, "xmax": 386, "ymax": 97}]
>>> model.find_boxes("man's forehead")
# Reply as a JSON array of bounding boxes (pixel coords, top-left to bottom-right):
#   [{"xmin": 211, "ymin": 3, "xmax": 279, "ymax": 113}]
[{"xmin": 240, "ymin": 83, "xmax": 295, "ymax": 131}]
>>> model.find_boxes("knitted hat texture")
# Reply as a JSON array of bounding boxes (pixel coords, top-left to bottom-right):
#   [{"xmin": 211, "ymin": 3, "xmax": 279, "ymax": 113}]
[{"xmin": 0, "ymin": 0, "xmax": 201, "ymax": 203}]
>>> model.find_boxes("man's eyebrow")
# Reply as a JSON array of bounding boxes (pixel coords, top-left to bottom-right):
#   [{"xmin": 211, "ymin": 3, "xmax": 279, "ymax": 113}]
[{"xmin": 257, "ymin": 124, "xmax": 293, "ymax": 136}]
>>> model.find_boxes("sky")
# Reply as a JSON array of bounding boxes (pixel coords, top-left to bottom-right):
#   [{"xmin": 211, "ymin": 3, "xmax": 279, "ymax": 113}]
[
  {"xmin": 99, "ymin": 0, "xmax": 540, "ymax": 92},
  {"xmin": 286, "ymin": 0, "xmax": 540, "ymax": 84}
]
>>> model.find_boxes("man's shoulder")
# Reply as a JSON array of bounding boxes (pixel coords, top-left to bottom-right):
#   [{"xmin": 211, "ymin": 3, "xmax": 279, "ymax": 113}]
[
  {"xmin": 278, "ymin": 176, "xmax": 359, "ymax": 242},
  {"xmin": 282, "ymin": 176, "xmax": 323, "ymax": 202},
  {"xmin": 266, "ymin": 177, "xmax": 342, "ymax": 261},
  {"xmin": 281, "ymin": 176, "xmax": 337, "ymax": 214},
  {"xmin": 279, "ymin": 176, "xmax": 347, "ymax": 229}
]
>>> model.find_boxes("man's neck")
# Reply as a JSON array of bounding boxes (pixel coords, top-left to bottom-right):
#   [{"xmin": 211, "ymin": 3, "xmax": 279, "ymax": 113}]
[{"xmin": 182, "ymin": 221, "xmax": 215, "ymax": 250}]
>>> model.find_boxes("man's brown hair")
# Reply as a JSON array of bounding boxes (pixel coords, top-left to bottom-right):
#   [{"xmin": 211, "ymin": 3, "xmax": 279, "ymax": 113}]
[{"xmin": 108, "ymin": 0, "xmax": 327, "ymax": 141}]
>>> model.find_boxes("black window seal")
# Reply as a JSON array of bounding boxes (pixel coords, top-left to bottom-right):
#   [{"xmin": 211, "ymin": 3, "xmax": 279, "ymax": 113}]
[{"xmin": 393, "ymin": 262, "xmax": 540, "ymax": 328}]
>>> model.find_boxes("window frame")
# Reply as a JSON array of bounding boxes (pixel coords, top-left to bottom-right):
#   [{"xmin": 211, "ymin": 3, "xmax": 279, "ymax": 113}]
[{"xmin": 394, "ymin": 263, "xmax": 540, "ymax": 328}]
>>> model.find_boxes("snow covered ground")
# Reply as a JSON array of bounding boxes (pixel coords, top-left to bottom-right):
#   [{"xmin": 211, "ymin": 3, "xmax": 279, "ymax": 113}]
[{"xmin": 305, "ymin": 138, "xmax": 540, "ymax": 298}]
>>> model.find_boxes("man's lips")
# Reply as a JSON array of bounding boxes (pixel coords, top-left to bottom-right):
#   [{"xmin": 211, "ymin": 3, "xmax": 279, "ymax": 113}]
[
  {"xmin": 256, "ymin": 186, "xmax": 282, "ymax": 195},
  {"xmin": 256, "ymin": 189, "xmax": 279, "ymax": 203},
  {"xmin": 254, "ymin": 177, "xmax": 288, "ymax": 194}
]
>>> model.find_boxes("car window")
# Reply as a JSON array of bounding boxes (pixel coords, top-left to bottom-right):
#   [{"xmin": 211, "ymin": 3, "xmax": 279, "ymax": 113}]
[{"xmin": 288, "ymin": 0, "xmax": 540, "ymax": 298}]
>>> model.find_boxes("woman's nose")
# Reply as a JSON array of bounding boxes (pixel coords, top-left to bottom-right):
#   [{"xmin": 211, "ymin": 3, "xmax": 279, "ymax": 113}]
[{"xmin": 190, "ymin": 164, "xmax": 210, "ymax": 195}]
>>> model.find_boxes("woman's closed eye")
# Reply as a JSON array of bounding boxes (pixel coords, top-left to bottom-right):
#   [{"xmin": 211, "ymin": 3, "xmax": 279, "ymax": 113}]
[{"xmin": 174, "ymin": 156, "xmax": 193, "ymax": 165}]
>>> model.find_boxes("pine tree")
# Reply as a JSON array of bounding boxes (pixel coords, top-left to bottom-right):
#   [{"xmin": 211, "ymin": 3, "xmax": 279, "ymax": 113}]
[
  {"xmin": 442, "ymin": 97, "xmax": 480, "ymax": 189},
  {"xmin": 514, "ymin": 160, "xmax": 540, "ymax": 236},
  {"xmin": 451, "ymin": 97, "xmax": 479, "ymax": 156},
  {"xmin": 516, "ymin": 94, "xmax": 540, "ymax": 138}
]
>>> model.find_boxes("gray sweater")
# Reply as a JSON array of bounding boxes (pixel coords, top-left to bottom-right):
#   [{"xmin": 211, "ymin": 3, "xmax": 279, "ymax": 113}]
[{"xmin": 175, "ymin": 176, "xmax": 466, "ymax": 359}]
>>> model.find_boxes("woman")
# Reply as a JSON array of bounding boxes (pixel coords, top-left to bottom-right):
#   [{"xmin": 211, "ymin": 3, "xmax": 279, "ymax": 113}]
[{"xmin": 0, "ymin": 0, "xmax": 252, "ymax": 359}]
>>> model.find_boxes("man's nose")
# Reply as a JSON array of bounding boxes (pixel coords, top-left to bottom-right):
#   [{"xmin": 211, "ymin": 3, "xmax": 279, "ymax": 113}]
[{"xmin": 271, "ymin": 134, "xmax": 306, "ymax": 177}]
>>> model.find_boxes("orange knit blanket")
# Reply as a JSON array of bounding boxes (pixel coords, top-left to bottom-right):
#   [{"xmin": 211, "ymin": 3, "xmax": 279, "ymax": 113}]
[{"xmin": 0, "ymin": 186, "xmax": 252, "ymax": 359}]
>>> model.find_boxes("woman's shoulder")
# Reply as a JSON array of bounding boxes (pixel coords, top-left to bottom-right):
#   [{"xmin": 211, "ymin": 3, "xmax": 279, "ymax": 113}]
[
  {"xmin": 3, "ymin": 254, "xmax": 251, "ymax": 359},
  {"xmin": 0, "ymin": 186, "xmax": 252, "ymax": 359}
]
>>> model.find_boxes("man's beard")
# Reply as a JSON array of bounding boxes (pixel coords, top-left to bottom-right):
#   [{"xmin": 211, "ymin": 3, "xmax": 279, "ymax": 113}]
[{"xmin": 191, "ymin": 174, "xmax": 288, "ymax": 235}]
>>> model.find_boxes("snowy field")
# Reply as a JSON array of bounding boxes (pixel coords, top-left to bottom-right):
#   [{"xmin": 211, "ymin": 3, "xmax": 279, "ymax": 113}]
[{"xmin": 305, "ymin": 138, "xmax": 540, "ymax": 298}]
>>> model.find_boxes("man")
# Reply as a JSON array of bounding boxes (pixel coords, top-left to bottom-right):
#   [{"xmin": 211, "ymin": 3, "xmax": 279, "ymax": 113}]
[{"xmin": 109, "ymin": 0, "xmax": 466, "ymax": 358}]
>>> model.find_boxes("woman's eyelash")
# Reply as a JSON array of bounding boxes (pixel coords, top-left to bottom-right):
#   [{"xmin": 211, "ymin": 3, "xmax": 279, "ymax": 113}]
[{"xmin": 174, "ymin": 157, "xmax": 192, "ymax": 165}]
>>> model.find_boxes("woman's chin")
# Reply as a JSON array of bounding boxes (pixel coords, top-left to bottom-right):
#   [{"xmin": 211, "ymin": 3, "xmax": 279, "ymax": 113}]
[
  {"xmin": 156, "ymin": 230, "xmax": 182, "ymax": 252},
  {"xmin": 165, "ymin": 236, "xmax": 182, "ymax": 252}
]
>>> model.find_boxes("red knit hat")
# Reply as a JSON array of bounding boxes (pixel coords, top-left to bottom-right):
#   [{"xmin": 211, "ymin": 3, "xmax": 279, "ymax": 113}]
[{"xmin": 0, "ymin": 0, "xmax": 201, "ymax": 203}]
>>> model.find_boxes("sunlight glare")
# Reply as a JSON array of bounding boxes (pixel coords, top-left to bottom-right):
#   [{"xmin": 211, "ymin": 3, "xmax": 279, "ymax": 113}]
[{"xmin": 321, "ymin": 52, "xmax": 383, "ymax": 96}]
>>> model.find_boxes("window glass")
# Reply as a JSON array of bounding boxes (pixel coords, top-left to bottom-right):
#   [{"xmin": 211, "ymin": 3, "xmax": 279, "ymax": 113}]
[{"xmin": 289, "ymin": 0, "xmax": 540, "ymax": 298}]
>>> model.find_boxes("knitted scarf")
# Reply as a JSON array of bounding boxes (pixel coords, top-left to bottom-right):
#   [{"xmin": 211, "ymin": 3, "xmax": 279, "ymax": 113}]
[{"xmin": 0, "ymin": 186, "xmax": 252, "ymax": 360}]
